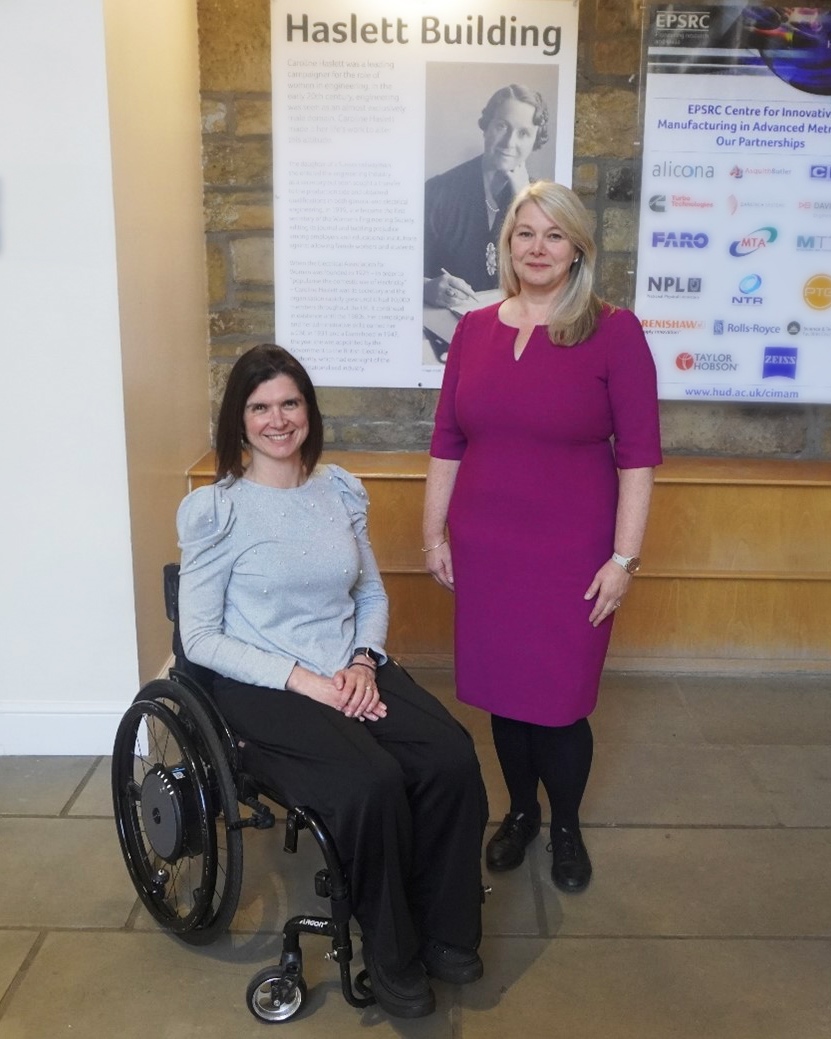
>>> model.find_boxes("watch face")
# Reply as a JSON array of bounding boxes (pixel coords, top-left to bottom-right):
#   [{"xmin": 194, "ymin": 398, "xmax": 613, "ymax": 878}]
[{"xmin": 625, "ymin": 557, "xmax": 641, "ymax": 574}]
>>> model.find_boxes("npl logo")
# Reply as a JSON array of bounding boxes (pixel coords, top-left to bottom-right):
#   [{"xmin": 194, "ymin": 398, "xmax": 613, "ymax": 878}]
[
  {"xmin": 803, "ymin": 274, "xmax": 831, "ymax": 310},
  {"xmin": 729, "ymin": 227, "xmax": 777, "ymax": 257}
]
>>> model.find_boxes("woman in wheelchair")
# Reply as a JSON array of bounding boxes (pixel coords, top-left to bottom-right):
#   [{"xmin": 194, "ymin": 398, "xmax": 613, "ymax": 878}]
[{"xmin": 176, "ymin": 344, "xmax": 488, "ymax": 1019}]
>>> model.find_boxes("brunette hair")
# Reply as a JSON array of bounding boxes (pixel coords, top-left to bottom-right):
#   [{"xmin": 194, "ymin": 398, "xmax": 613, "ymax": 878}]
[
  {"xmin": 214, "ymin": 344, "xmax": 324, "ymax": 481},
  {"xmin": 498, "ymin": 181, "xmax": 604, "ymax": 346},
  {"xmin": 478, "ymin": 84, "xmax": 550, "ymax": 150}
]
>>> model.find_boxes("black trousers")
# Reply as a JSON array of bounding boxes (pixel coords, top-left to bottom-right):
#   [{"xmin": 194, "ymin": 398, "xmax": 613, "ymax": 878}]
[{"xmin": 213, "ymin": 661, "xmax": 489, "ymax": 970}]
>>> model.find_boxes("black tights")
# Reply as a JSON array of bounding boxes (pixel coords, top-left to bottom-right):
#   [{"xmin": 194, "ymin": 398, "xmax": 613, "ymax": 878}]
[{"xmin": 490, "ymin": 713, "xmax": 593, "ymax": 833}]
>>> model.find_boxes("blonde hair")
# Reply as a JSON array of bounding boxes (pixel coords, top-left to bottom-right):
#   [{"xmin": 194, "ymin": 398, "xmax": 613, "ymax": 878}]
[{"xmin": 498, "ymin": 181, "xmax": 604, "ymax": 346}]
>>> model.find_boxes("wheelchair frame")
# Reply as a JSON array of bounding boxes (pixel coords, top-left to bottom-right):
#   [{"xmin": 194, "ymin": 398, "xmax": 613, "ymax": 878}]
[{"xmin": 111, "ymin": 564, "xmax": 375, "ymax": 1023}]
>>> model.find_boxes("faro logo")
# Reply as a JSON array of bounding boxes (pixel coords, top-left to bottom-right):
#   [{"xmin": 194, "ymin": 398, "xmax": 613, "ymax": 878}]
[
  {"xmin": 729, "ymin": 227, "xmax": 777, "ymax": 256},
  {"xmin": 803, "ymin": 274, "xmax": 831, "ymax": 310},
  {"xmin": 652, "ymin": 231, "xmax": 709, "ymax": 248}
]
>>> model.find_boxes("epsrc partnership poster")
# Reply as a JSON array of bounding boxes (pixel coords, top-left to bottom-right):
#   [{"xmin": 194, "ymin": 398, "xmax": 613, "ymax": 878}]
[{"xmin": 635, "ymin": 5, "xmax": 831, "ymax": 403}]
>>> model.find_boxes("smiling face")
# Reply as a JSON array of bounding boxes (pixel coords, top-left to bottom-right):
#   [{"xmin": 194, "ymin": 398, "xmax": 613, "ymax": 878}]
[
  {"xmin": 482, "ymin": 98, "xmax": 538, "ymax": 173},
  {"xmin": 243, "ymin": 374, "xmax": 309, "ymax": 476},
  {"xmin": 509, "ymin": 200, "xmax": 579, "ymax": 297}
]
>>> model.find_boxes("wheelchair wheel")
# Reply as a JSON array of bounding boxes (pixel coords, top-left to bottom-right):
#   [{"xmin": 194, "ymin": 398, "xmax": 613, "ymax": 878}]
[
  {"xmin": 246, "ymin": 967, "xmax": 308, "ymax": 1023},
  {"xmin": 112, "ymin": 679, "xmax": 243, "ymax": 945}
]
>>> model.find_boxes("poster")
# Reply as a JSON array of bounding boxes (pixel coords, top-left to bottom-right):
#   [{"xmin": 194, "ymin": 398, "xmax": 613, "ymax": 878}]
[
  {"xmin": 636, "ymin": 5, "xmax": 831, "ymax": 403},
  {"xmin": 271, "ymin": 0, "xmax": 579, "ymax": 387}
]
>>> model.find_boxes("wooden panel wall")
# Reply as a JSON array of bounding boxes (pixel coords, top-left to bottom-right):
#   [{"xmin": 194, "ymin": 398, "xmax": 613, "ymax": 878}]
[{"xmin": 189, "ymin": 452, "xmax": 831, "ymax": 673}]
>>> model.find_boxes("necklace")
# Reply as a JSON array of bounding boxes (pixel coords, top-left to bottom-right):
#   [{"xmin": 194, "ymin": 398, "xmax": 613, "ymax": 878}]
[{"xmin": 485, "ymin": 196, "xmax": 499, "ymax": 213}]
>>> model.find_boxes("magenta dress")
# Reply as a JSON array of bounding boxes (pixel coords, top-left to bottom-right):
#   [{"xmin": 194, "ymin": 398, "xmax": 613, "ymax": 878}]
[{"xmin": 430, "ymin": 303, "xmax": 662, "ymax": 726}]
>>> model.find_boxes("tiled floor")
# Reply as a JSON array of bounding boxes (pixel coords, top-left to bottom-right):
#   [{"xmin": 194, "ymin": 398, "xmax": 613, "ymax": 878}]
[{"xmin": 1, "ymin": 670, "xmax": 830, "ymax": 1038}]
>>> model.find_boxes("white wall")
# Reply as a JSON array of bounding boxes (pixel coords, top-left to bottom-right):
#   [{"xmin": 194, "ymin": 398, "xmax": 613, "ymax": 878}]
[{"xmin": 0, "ymin": 0, "xmax": 210, "ymax": 753}]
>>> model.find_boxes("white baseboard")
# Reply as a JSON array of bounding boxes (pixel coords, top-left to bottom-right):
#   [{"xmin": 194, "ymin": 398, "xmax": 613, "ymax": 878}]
[{"xmin": 0, "ymin": 700, "xmax": 134, "ymax": 755}]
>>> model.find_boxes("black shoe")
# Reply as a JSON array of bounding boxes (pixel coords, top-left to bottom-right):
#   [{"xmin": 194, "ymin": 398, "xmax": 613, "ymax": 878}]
[
  {"xmin": 549, "ymin": 826, "xmax": 592, "ymax": 893},
  {"xmin": 486, "ymin": 810, "xmax": 541, "ymax": 872},
  {"xmin": 420, "ymin": 937, "xmax": 483, "ymax": 984},
  {"xmin": 363, "ymin": 947, "xmax": 436, "ymax": 1018}
]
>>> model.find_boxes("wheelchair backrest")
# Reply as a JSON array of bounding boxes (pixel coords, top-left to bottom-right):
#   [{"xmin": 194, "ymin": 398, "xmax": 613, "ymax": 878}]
[{"xmin": 163, "ymin": 562, "xmax": 220, "ymax": 693}]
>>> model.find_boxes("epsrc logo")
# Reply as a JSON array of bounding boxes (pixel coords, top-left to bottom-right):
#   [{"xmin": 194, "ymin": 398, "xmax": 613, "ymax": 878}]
[
  {"xmin": 652, "ymin": 231, "xmax": 709, "ymax": 248},
  {"xmin": 655, "ymin": 11, "xmax": 710, "ymax": 30}
]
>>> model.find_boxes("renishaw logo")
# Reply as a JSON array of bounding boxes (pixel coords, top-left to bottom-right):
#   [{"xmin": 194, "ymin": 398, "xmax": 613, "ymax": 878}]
[
  {"xmin": 729, "ymin": 227, "xmax": 777, "ymax": 256},
  {"xmin": 652, "ymin": 231, "xmax": 709, "ymax": 248},
  {"xmin": 804, "ymin": 274, "xmax": 831, "ymax": 310},
  {"xmin": 642, "ymin": 318, "xmax": 705, "ymax": 334}
]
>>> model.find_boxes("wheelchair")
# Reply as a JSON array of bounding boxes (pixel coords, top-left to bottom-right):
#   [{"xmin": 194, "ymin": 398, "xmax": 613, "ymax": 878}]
[{"xmin": 111, "ymin": 564, "xmax": 375, "ymax": 1023}]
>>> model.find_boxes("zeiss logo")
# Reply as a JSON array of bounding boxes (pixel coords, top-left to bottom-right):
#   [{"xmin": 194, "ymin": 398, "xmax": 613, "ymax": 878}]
[
  {"xmin": 810, "ymin": 165, "xmax": 831, "ymax": 179},
  {"xmin": 652, "ymin": 231, "xmax": 709, "ymax": 248},
  {"xmin": 762, "ymin": 346, "xmax": 798, "ymax": 379},
  {"xmin": 729, "ymin": 227, "xmax": 777, "ymax": 256},
  {"xmin": 732, "ymin": 274, "xmax": 763, "ymax": 306}
]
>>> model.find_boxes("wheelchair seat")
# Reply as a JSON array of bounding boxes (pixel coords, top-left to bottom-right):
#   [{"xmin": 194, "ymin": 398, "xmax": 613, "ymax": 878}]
[{"xmin": 111, "ymin": 564, "xmax": 374, "ymax": 1022}]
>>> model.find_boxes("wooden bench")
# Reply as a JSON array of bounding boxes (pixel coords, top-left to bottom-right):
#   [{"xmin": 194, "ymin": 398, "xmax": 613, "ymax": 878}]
[{"xmin": 189, "ymin": 451, "xmax": 831, "ymax": 674}]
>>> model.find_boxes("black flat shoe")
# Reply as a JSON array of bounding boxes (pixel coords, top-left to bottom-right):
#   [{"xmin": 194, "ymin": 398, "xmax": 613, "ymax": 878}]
[
  {"xmin": 486, "ymin": 809, "xmax": 541, "ymax": 872},
  {"xmin": 420, "ymin": 937, "xmax": 483, "ymax": 984},
  {"xmin": 549, "ymin": 826, "xmax": 592, "ymax": 893},
  {"xmin": 363, "ymin": 947, "xmax": 435, "ymax": 1018}
]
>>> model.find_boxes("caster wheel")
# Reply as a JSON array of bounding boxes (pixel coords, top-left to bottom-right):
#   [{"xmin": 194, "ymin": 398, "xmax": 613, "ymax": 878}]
[{"xmin": 247, "ymin": 967, "xmax": 308, "ymax": 1023}]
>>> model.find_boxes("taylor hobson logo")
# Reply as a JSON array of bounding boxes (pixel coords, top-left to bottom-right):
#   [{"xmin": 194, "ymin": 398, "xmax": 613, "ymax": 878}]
[
  {"xmin": 762, "ymin": 346, "xmax": 798, "ymax": 379},
  {"xmin": 675, "ymin": 351, "xmax": 738, "ymax": 372},
  {"xmin": 729, "ymin": 227, "xmax": 777, "ymax": 257}
]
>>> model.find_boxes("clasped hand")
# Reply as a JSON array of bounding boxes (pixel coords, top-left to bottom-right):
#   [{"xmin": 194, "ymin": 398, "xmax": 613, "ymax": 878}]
[{"xmin": 287, "ymin": 663, "xmax": 387, "ymax": 721}]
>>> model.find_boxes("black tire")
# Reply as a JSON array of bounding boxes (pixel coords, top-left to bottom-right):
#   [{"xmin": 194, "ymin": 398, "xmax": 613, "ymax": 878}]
[
  {"xmin": 246, "ymin": 967, "xmax": 308, "ymax": 1023},
  {"xmin": 112, "ymin": 679, "xmax": 243, "ymax": 944}
]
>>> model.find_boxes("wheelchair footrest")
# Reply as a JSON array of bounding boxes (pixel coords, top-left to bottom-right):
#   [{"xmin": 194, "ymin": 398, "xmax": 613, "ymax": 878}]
[{"xmin": 231, "ymin": 798, "xmax": 276, "ymax": 830}]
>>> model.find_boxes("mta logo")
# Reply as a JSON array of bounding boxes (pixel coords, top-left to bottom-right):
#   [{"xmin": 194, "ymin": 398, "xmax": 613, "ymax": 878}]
[{"xmin": 729, "ymin": 227, "xmax": 777, "ymax": 257}]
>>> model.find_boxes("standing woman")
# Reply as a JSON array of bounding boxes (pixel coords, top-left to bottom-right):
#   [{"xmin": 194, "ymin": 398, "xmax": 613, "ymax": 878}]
[{"xmin": 423, "ymin": 181, "xmax": 661, "ymax": 892}]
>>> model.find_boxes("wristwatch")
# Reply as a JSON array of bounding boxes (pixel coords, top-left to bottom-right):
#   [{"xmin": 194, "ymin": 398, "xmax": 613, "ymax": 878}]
[
  {"xmin": 352, "ymin": 647, "xmax": 381, "ymax": 665},
  {"xmin": 612, "ymin": 552, "xmax": 641, "ymax": 575}
]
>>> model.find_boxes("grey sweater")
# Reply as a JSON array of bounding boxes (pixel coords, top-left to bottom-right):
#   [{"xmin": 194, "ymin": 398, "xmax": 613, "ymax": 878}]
[{"xmin": 177, "ymin": 465, "xmax": 389, "ymax": 690}]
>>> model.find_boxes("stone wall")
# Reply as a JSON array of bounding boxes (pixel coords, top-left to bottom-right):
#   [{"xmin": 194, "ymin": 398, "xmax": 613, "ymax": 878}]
[{"xmin": 198, "ymin": 0, "xmax": 831, "ymax": 459}]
